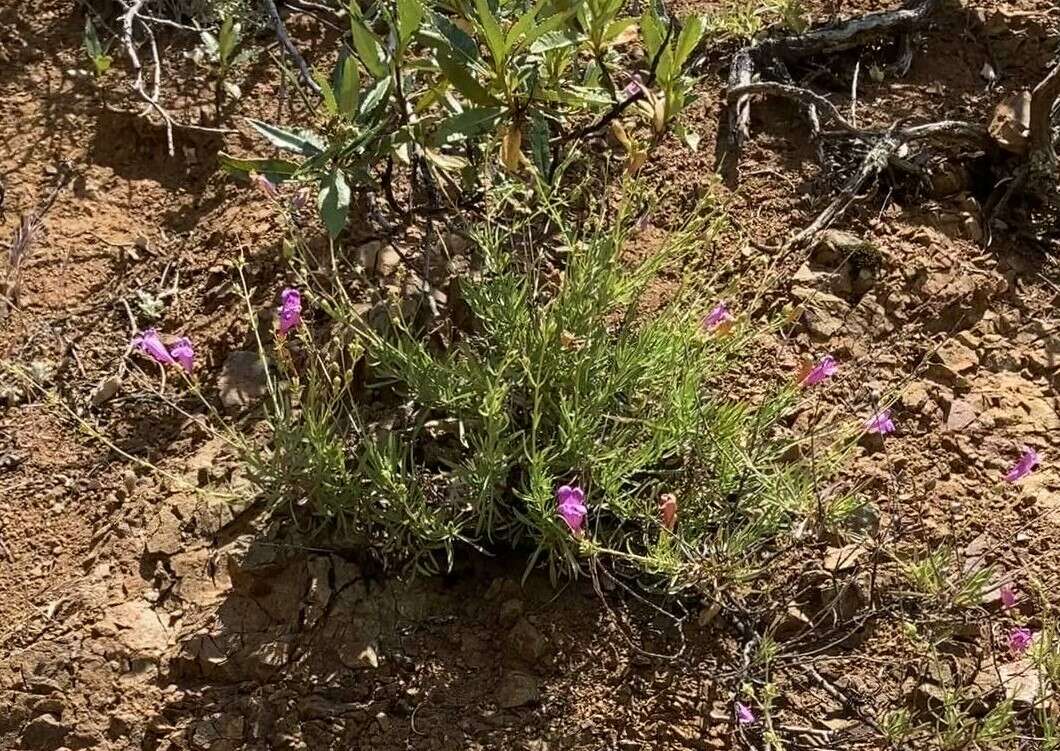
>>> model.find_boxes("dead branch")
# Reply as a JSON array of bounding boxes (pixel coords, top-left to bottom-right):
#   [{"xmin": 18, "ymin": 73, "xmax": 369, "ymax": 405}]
[
  {"xmin": 117, "ymin": 0, "xmax": 237, "ymax": 156},
  {"xmin": 262, "ymin": 0, "xmax": 324, "ymax": 97},
  {"xmin": 1029, "ymin": 61, "xmax": 1060, "ymax": 167},
  {"xmin": 727, "ymin": 81, "xmax": 855, "ymax": 131},
  {"xmin": 758, "ymin": 0, "xmax": 940, "ymax": 61}
]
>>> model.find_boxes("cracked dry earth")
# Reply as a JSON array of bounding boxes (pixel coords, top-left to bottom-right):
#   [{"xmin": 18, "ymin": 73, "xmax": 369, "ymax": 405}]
[{"xmin": 2, "ymin": 0, "xmax": 1060, "ymax": 750}]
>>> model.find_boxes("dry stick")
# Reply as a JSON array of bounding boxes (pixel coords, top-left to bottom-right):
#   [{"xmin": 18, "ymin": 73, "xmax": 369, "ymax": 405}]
[
  {"xmin": 262, "ymin": 0, "xmax": 323, "ymax": 97},
  {"xmin": 727, "ymin": 81, "xmax": 856, "ymax": 131},
  {"xmin": 1029, "ymin": 61, "xmax": 1060, "ymax": 165}
]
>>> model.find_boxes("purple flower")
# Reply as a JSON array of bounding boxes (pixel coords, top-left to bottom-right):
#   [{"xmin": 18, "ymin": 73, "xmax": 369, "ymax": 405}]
[
  {"xmin": 1008, "ymin": 627, "xmax": 1033, "ymax": 657},
  {"xmin": 169, "ymin": 337, "xmax": 195, "ymax": 373},
  {"xmin": 702, "ymin": 303, "xmax": 733, "ymax": 332},
  {"xmin": 864, "ymin": 409, "xmax": 895, "ymax": 435},
  {"xmin": 1005, "ymin": 447, "xmax": 1040, "ymax": 483},
  {"xmin": 622, "ymin": 74, "xmax": 644, "ymax": 100},
  {"xmin": 132, "ymin": 329, "xmax": 174, "ymax": 365},
  {"xmin": 735, "ymin": 701, "xmax": 755, "ymax": 725},
  {"xmin": 277, "ymin": 287, "xmax": 302, "ymax": 336},
  {"xmin": 800, "ymin": 355, "xmax": 838, "ymax": 387},
  {"xmin": 556, "ymin": 485, "xmax": 587, "ymax": 537},
  {"xmin": 250, "ymin": 171, "xmax": 279, "ymax": 199},
  {"xmin": 1000, "ymin": 584, "xmax": 1017, "ymax": 610}
]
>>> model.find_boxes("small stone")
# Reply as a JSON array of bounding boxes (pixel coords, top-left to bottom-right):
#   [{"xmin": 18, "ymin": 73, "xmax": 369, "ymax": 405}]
[
  {"xmin": 945, "ymin": 399, "xmax": 977, "ymax": 432},
  {"xmin": 495, "ymin": 672, "xmax": 540, "ymax": 709},
  {"xmin": 822, "ymin": 544, "xmax": 864, "ymax": 573},
  {"xmin": 935, "ymin": 338, "xmax": 979, "ymax": 375},
  {"xmin": 19, "ymin": 713, "xmax": 69, "ymax": 751},
  {"xmin": 218, "ymin": 351, "xmax": 271, "ymax": 410},
  {"xmin": 498, "ymin": 598, "xmax": 525, "ymax": 625},
  {"xmin": 90, "ymin": 375, "xmax": 122, "ymax": 407},
  {"xmin": 508, "ymin": 618, "xmax": 549, "ymax": 663}
]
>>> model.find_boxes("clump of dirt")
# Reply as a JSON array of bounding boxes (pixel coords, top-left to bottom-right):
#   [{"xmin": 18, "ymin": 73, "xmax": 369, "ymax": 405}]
[{"xmin": 2, "ymin": 0, "xmax": 1059, "ymax": 749}]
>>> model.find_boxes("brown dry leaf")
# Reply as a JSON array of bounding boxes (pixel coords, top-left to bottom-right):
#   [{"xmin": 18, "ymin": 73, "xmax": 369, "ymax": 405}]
[
  {"xmin": 988, "ymin": 90, "xmax": 1031, "ymax": 154},
  {"xmin": 611, "ymin": 24, "xmax": 639, "ymax": 46},
  {"xmin": 500, "ymin": 125, "xmax": 523, "ymax": 172},
  {"xmin": 626, "ymin": 149, "xmax": 648, "ymax": 175},
  {"xmin": 610, "ymin": 120, "xmax": 632, "ymax": 152},
  {"xmin": 926, "ymin": 81, "xmax": 945, "ymax": 95},
  {"xmin": 652, "ymin": 95, "xmax": 666, "ymax": 135},
  {"xmin": 794, "ymin": 357, "xmax": 814, "ymax": 384}
]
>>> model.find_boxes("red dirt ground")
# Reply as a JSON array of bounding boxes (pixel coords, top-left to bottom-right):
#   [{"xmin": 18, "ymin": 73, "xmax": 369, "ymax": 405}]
[{"xmin": 1, "ymin": 1, "xmax": 1058, "ymax": 749}]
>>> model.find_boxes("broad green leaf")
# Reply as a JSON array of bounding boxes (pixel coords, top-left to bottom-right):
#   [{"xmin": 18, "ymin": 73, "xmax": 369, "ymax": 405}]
[
  {"xmin": 473, "ymin": 0, "xmax": 506, "ymax": 65},
  {"xmin": 336, "ymin": 56, "xmax": 361, "ymax": 116},
  {"xmin": 318, "ymin": 169, "xmax": 350, "ymax": 238},
  {"xmin": 218, "ymin": 17, "xmax": 240, "ymax": 65},
  {"xmin": 217, "ymin": 153, "xmax": 301, "ymax": 182},
  {"xmin": 397, "ymin": 0, "xmax": 426, "ymax": 48},
  {"xmin": 654, "ymin": 44, "xmax": 674, "ymax": 84},
  {"xmin": 601, "ymin": 17, "xmax": 636, "ymax": 45},
  {"xmin": 246, "ymin": 118, "xmax": 326, "ymax": 156},
  {"xmin": 673, "ymin": 14, "xmax": 704, "ymax": 70},
  {"xmin": 431, "ymin": 106, "xmax": 502, "ymax": 145},
  {"xmin": 421, "ymin": 12, "xmax": 479, "ymax": 64},
  {"xmin": 437, "ymin": 53, "xmax": 497, "ymax": 106},
  {"xmin": 506, "ymin": 0, "xmax": 549, "ymax": 49},
  {"xmin": 358, "ymin": 76, "xmax": 392, "ymax": 120},
  {"xmin": 349, "ymin": 3, "xmax": 388, "ymax": 78},
  {"xmin": 519, "ymin": 7, "xmax": 581, "ymax": 52},
  {"xmin": 640, "ymin": 8, "xmax": 664, "ymax": 60},
  {"xmin": 199, "ymin": 30, "xmax": 220, "ymax": 60},
  {"xmin": 530, "ymin": 30, "xmax": 578, "ymax": 54}
]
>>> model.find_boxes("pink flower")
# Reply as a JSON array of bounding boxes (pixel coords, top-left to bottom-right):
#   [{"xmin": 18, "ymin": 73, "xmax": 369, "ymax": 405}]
[
  {"xmin": 132, "ymin": 329, "xmax": 174, "ymax": 365},
  {"xmin": 735, "ymin": 701, "xmax": 755, "ymax": 725},
  {"xmin": 556, "ymin": 485, "xmax": 587, "ymax": 537},
  {"xmin": 660, "ymin": 493, "xmax": 677, "ymax": 531},
  {"xmin": 864, "ymin": 409, "xmax": 895, "ymax": 435},
  {"xmin": 169, "ymin": 337, "xmax": 195, "ymax": 373},
  {"xmin": 1000, "ymin": 584, "xmax": 1017, "ymax": 610},
  {"xmin": 702, "ymin": 303, "xmax": 733, "ymax": 332},
  {"xmin": 1008, "ymin": 627, "xmax": 1033, "ymax": 657},
  {"xmin": 277, "ymin": 287, "xmax": 302, "ymax": 336},
  {"xmin": 250, "ymin": 171, "xmax": 279, "ymax": 199},
  {"xmin": 1005, "ymin": 447, "xmax": 1040, "ymax": 483},
  {"xmin": 800, "ymin": 355, "xmax": 838, "ymax": 386}
]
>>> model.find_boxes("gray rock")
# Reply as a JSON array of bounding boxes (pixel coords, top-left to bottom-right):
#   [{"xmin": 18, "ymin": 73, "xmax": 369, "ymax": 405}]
[
  {"xmin": 218, "ymin": 351, "xmax": 271, "ymax": 410},
  {"xmin": 19, "ymin": 713, "xmax": 69, "ymax": 751},
  {"xmin": 90, "ymin": 375, "xmax": 122, "ymax": 407},
  {"xmin": 495, "ymin": 671, "xmax": 540, "ymax": 708},
  {"xmin": 508, "ymin": 618, "xmax": 549, "ymax": 663}
]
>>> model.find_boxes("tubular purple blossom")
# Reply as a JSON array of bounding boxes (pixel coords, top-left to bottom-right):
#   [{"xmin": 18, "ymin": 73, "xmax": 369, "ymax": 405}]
[
  {"xmin": 1008, "ymin": 627, "xmax": 1033, "ymax": 657},
  {"xmin": 556, "ymin": 485, "xmax": 587, "ymax": 537},
  {"xmin": 132, "ymin": 329, "xmax": 174, "ymax": 365},
  {"xmin": 1004, "ymin": 447, "xmax": 1040, "ymax": 483},
  {"xmin": 278, "ymin": 287, "xmax": 303, "ymax": 336},
  {"xmin": 864, "ymin": 409, "xmax": 895, "ymax": 435},
  {"xmin": 801, "ymin": 355, "xmax": 838, "ymax": 386},
  {"xmin": 170, "ymin": 337, "xmax": 195, "ymax": 373},
  {"xmin": 702, "ymin": 302, "xmax": 733, "ymax": 332},
  {"xmin": 735, "ymin": 702, "xmax": 755, "ymax": 725}
]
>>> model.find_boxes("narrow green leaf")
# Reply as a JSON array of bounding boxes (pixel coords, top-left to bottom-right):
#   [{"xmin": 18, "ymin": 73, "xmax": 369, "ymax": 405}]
[
  {"xmin": 316, "ymin": 70, "xmax": 339, "ymax": 114},
  {"xmin": 673, "ymin": 14, "xmax": 704, "ymax": 70},
  {"xmin": 199, "ymin": 30, "xmax": 220, "ymax": 60},
  {"xmin": 437, "ymin": 52, "xmax": 497, "ymax": 106},
  {"xmin": 431, "ymin": 106, "xmax": 502, "ymax": 145},
  {"xmin": 422, "ymin": 148, "xmax": 469, "ymax": 173},
  {"xmin": 473, "ymin": 0, "xmax": 506, "ymax": 64},
  {"xmin": 336, "ymin": 56, "xmax": 361, "ymax": 116},
  {"xmin": 246, "ymin": 118, "xmax": 326, "ymax": 155},
  {"xmin": 528, "ymin": 111, "xmax": 551, "ymax": 176},
  {"xmin": 318, "ymin": 169, "xmax": 351, "ymax": 238},
  {"xmin": 217, "ymin": 153, "xmax": 301, "ymax": 182},
  {"xmin": 83, "ymin": 17, "xmax": 103, "ymax": 58},
  {"xmin": 349, "ymin": 2, "xmax": 388, "ymax": 78},
  {"xmin": 218, "ymin": 17, "xmax": 240, "ymax": 65}
]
